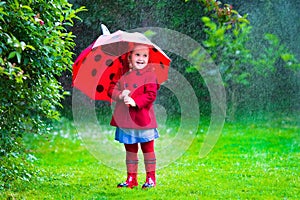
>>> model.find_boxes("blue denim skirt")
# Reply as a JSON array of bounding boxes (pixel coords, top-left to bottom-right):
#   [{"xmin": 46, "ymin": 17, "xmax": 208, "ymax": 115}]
[{"xmin": 115, "ymin": 128, "xmax": 159, "ymax": 144}]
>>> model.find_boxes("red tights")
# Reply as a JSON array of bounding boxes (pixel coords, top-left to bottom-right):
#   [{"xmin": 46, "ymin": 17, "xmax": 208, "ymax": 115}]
[{"xmin": 124, "ymin": 140, "xmax": 154, "ymax": 153}]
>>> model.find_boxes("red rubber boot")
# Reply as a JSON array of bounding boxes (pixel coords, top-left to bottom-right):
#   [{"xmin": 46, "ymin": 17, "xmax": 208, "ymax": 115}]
[
  {"xmin": 117, "ymin": 151, "xmax": 138, "ymax": 189},
  {"xmin": 117, "ymin": 172, "xmax": 138, "ymax": 188},
  {"xmin": 142, "ymin": 152, "xmax": 156, "ymax": 189}
]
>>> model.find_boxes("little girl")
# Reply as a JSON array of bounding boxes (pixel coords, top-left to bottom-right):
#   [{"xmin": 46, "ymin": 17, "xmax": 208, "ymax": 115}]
[{"xmin": 107, "ymin": 45, "xmax": 159, "ymax": 189}]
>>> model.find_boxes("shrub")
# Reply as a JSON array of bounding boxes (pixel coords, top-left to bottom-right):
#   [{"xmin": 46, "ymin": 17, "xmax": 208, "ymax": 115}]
[
  {"xmin": 0, "ymin": 0, "xmax": 85, "ymax": 188},
  {"xmin": 189, "ymin": 0, "xmax": 300, "ymax": 120}
]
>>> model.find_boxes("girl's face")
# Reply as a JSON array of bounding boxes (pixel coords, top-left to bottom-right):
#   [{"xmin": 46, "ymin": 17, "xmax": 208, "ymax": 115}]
[{"xmin": 130, "ymin": 45, "xmax": 149, "ymax": 70}]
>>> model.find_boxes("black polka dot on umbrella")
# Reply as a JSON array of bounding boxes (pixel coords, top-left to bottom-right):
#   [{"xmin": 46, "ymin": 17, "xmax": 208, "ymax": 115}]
[
  {"xmin": 152, "ymin": 48, "xmax": 158, "ymax": 52},
  {"xmin": 96, "ymin": 85, "xmax": 104, "ymax": 93},
  {"xmin": 160, "ymin": 62, "xmax": 165, "ymax": 69},
  {"xmin": 119, "ymin": 56, "xmax": 127, "ymax": 67},
  {"xmin": 106, "ymin": 59, "xmax": 113, "ymax": 67},
  {"xmin": 125, "ymin": 83, "xmax": 129, "ymax": 88},
  {"xmin": 94, "ymin": 54, "xmax": 101, "ymax": 62},
  {"xmin": 133, "ymin": 83, "xmax": 138, "ymax": 88},
  {"xmin": 91, "ymin": 69, "xmax": 97, "ymax": 76},
  {"xmin": 109, "ymin": 73, "xmax": 115, "ymax": 80},
  {"xmin": 118, "ymin": 56, "xmax": 123, "ymax": 64}
]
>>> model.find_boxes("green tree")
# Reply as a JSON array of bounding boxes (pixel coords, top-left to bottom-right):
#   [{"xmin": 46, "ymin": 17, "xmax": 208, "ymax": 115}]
[
  {"xmin": 230, "ymin": 0, "xmax": 300, "ymax": 115},
  {"xmin": 189, "ymin": 0, "xmax": 300, "ymax": 120},
  {"xmin": 0, "ymin": 0, "xmax": 85, "ymax": 189}
]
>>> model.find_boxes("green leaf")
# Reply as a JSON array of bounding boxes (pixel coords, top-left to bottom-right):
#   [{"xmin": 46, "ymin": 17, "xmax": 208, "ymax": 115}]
[
  {"xmin": 264, "ymin": 33, "xmax": 279, "ymax": 45},
  {"xmin": 203, "ymin": 40, "xmax": 216, "ymax": 47},
  {"xmin": 215, "ymin": 28, "xmax": 225, "ymax": 40},
  {"xmin": 14, "ymin": 0, "xmax": 20, "ymax": 8},
  {"xmin": 186, "ymin": 66, "xmax": 198, "ymax": 73},
  {"xmin": 21, "ymin": 5, "xmax": 32, "ymax": 11},
  {"xmin": 201, "ymin": 16, "xmax": 211, "ymax": 23},
  {"xmin": 25, "ymin": 45, "xmax": 36, "ymax": 50},
  {"xmin": 8, "ymin": 51, "xmax": 16, "ymax": 59},
  {"xmin": 144, "ymin": 30, "xmax": 157, "ymax": 39},
  {"xmin": 16, "ymin": 52, "xmax": 21, "ymax": 63},
  {"xmin": 281, "ymin": 53, "xmax": 293, "ymax": 62}
]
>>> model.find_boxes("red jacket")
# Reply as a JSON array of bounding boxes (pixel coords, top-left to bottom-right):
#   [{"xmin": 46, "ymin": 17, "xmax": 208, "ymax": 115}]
[{"xmin": 107, "ymin": 67, "xmax": 159, "ymax": 129}]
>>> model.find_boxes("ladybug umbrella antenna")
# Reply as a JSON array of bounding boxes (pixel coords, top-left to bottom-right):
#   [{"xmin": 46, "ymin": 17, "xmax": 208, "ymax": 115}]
[{"xmin": 100, "ymin": 23, "xmax": 110, "ymax": 35}]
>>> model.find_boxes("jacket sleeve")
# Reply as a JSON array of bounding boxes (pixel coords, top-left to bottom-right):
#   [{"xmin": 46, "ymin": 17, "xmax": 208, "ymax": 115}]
[{"xmin": 132, "ymin": 73, "xmax": 159, "ymax": 109}]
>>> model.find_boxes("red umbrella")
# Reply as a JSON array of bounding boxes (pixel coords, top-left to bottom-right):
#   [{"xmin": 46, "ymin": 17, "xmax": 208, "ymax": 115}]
[
  {"xmin": 72, "ymin": 30, "xmax": 171, "ymax": 102},
  {"xmin": 72, "ymin": 41, "xmax": 95, "ymax": 85}
]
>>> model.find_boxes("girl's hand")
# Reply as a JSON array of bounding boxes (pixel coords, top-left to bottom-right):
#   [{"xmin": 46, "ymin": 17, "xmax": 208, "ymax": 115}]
[
  {"xmin": 124, "ymin": 96, "xmax": 136, "ymax": 107},
  {"xmin": 119, "ymin": 90, "xmax": 131, "ymax": 100}
]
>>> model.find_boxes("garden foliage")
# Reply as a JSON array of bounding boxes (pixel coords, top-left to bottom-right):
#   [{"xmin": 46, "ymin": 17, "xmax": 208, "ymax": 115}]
[
  {"xmin": 189, "ymin": 0, "xmax": 300, "ymax": 120},
  {"xmin": 0, "ymin": 0, "xmax": 85, "ymax": 188}
]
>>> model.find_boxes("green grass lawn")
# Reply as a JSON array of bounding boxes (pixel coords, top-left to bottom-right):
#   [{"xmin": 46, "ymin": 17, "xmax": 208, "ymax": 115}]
[{"xmin": 2, "ymin": 115, "xmax": 299, "ymax": 199}]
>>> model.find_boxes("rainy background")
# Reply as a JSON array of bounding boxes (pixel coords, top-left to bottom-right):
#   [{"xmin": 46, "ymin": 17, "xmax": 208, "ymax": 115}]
[
  {"xmin": 66, "ymin": 0, "xmax": 300, "ymax": 121},
  {"xmin": 1, "ymin": 0, "xmax": 299, "ymax": 199}
]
